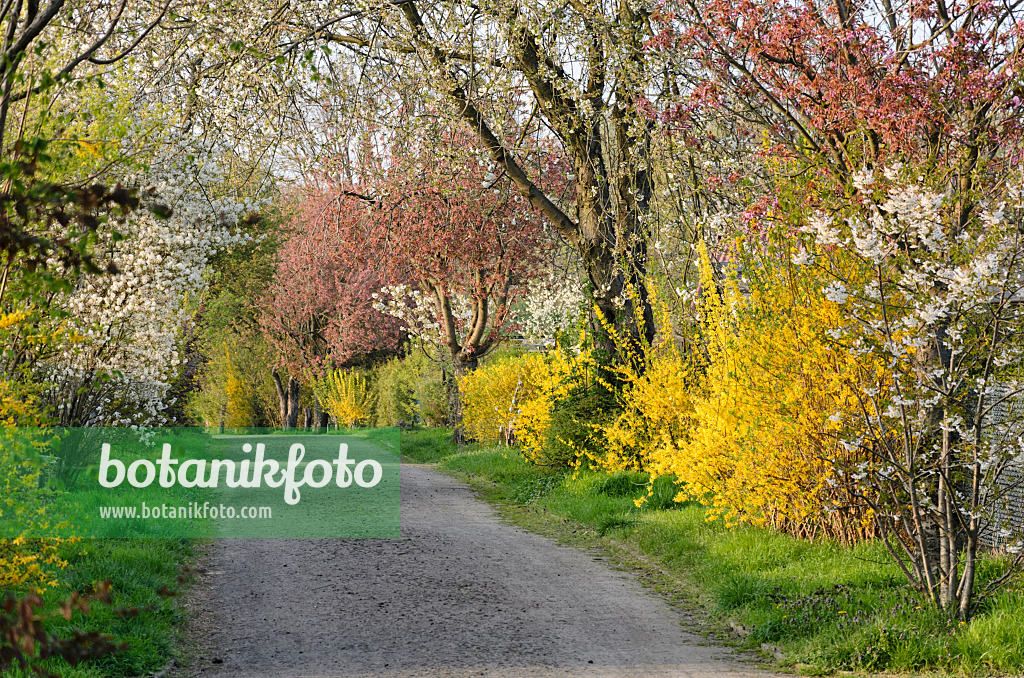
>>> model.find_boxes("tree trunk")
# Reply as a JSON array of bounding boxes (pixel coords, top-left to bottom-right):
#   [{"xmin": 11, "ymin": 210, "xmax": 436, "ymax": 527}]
[
  {"xmin": 313, "ymin": 394, "xmax": 329, "ymax": 431},
  {"xmin": 447, "ymin": 352, "xmax": 478, "ymax": 445},
  {"xmin": 273, "ymin": 369, "xmax": 302, "ymax": 429},
  {"xmin": 395, "ymin": 1, "xmax": 657, "ymax": 371},
  {"xmin": 272, "ymin": 369, "xmax": 289, "ymax": 429},
  {"xmin": 286, "ymin": 376, "xmax": 300, "ymax": 429}
]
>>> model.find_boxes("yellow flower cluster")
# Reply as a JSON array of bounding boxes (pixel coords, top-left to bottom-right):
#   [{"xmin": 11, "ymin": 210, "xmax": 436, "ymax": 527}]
[
  {"xmin": 315, "ymin": 369, "xmax": 376, "ymax": 428},
  {"xmin": 0, "ymin": 434, "xmax": 71, "ymax": 591},
  {"xmin": 0, "ymin": 310, "xmax": 30, "ymax": 332},
  {"xmin": 0, "ymin": 538, "xmax": 69, "ymax": 592},
  {"xmin": 224, "ymin": 345, "xmax": 256, "ymax": 427},
  {"xmin": 1, "ymin": 312, "xmax": 73, "ymax": 591},
  {"xmin": 460, "ymin": 346, "xmax": 596, "ymax": 466},
  {"xmin": 586, "ymin": 286, "xmax": 695, "ymax": 476},
  {"xmin": 462, "ymin": 246, "xmax": 884, "ymax": 541},
  {"xmin": 594, "ymin": 350, "xmax": 694, "ymax": 472},
  {"xmin": 642, "ymin": 246, "xmax": 883, "ymax": 540},
  {"xmin": 516, "ymin": 349, "xmax": 595, "ymax": 465},
  {"xmin": 459, "ymin": 354, "xmax": 543, "ymax": 445},
  {"xmin": 0, "ymin": 311, "xmax": 62, "ymax": 428},
  {"xmin": 0, "ymin": 380, "xmax": 36, "ymax": 428}
]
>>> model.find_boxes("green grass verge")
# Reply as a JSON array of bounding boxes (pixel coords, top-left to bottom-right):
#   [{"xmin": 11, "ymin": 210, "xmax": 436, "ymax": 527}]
[
  {"xmin": 401, "ymin": 429, "xmax": 1024, "ymax": 676},
  {"xmin": 5, "ymin": 538, "xmax": 198, "ymax": 677}
]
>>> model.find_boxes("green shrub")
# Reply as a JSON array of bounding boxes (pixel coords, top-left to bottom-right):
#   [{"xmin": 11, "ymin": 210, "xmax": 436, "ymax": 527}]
[
  {"xmin": 541, "ymin": 382, "xmax": 619, "ymax": 468},
  {"xmin": 370, "ymin": 357, "xmax": 418, "ymax": 427},
  {"xmin": 370, "ymin": 347, "xmax": 448, "ymax": 427}
]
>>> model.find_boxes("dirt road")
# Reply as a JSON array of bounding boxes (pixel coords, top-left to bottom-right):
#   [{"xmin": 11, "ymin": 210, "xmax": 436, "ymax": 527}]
[{"xmin": 178, "ymin": 463, "xmax": 773, "ymax": 678}]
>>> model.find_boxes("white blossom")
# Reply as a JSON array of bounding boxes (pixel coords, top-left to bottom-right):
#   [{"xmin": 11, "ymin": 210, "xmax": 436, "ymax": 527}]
[
  {"xmin": 823, "ymin": 282, "xmax": 848, "ymax": 304},
  {"xmin": 46, "ymin": 138, "xmax": 256, "ymax": 425}
]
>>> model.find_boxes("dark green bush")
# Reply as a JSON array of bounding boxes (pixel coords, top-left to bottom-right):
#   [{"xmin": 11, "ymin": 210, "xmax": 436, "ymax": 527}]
[{"xmin": 541, "ymin": 382, "xmax": 619, "ymax": 468}]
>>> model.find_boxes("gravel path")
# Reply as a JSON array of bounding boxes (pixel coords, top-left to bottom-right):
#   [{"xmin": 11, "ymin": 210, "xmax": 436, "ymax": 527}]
[{"xmin": 178, "ymin": 463, "xmax": 773, "ymax": 678}]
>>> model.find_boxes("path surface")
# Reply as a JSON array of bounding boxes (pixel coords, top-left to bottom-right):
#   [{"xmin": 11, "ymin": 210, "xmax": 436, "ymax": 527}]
[{"xmin": 179, "ymin": 463, "xmax": 773, "ymax": 678}]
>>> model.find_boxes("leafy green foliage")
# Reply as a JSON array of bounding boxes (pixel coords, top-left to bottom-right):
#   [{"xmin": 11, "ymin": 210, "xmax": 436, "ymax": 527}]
[
  {"xmin": 541, "ymin": 382, "xmax": 619, "ymax": 469},
  {"xmin": 1, "ymin": 141, "xmax": 139, "ymax": 284},
  {"xmin": 187, "ymin": 212, "xmax": 283, "ymax": 427},
  {"xmin": 367, "ymin": 348, "xmax": 448, "ymax": 428}
]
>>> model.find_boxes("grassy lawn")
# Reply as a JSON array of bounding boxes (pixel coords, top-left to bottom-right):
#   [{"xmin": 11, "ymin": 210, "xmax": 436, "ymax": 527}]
[
  {"xmin": 5, "ymin": 538, "xmax": 198, "ymax": 677},
  {"xmin": 402, "ymin": 428, "xmax": 1024, "ymax": 676}
]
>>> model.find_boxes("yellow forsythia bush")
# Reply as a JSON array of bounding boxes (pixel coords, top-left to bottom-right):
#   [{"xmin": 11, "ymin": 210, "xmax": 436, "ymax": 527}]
[
  {"xmin": 515, "ymin": 347, "xmax": 598, "ymax": 466},
  {"xmin": 459, "ymin": 354, "xmax": 544, "ymax": 445},
  {"xmin": 0, "ymin": 538, "xmax": 68, "ymax": 592},
  {"xmin": 315, "ymin": 369, "xmax": 376, "ymax": 427},
  {"xmin": 0, "ymin": 312, "xmax": 73, "ymax": 590},
  {"xmin": 0, "ymin": 433, "xmax": 71, "ymax": 591},
  {"xmin": 224, "ymin": 345, "xmax": 256, "ymax": 427},
  {"xmin": 459, "ymin": 346, "xmax": 597, "ymax": 466},
  {"xmin": 590, "ymin": 349, "xmax": 694, "ymax": 473},
  {"xmin": 587, "ymin": 288, "xmax": 695, "ymax": 473},
  {"xmin": 645, "ymin": 246, "xmax": 884, "ymax": 541}
]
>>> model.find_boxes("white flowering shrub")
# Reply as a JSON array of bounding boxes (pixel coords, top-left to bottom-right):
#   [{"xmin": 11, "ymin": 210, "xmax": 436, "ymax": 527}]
[
  {"xmin": 374, "ymin": 274, "xmax": 588, "ymax": 352},
  {"xmin": 793, "ymin": 166, "xmax": 1024, "ymax": 616},
  {"xmin": 42, "ymin": 143, "xmax": 256, "ymax": 426},
  {"xmin": 513, "ymin": 273, "xmax": 587, "ymax": 347}
]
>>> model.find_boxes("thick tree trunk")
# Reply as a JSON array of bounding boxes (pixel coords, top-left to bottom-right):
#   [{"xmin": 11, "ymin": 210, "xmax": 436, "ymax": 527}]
[
  {"xmin": 396, "ymin": 1, "xmax": 656, "ymax": 371},
  {"xmin": 313, "ymin": 394, "xmax": 329, "ymax": 431},
  {"xmin": 578, "ymin": 206, "xmax": 656, "ymax": 376},
  {"xmin": 272, "ymin": 369, "xmax": 302, "ymax": 429}
]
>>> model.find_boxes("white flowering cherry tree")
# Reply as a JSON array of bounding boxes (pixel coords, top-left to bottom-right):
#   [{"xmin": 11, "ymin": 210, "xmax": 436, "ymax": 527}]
[
  {"xmin": 793, "ymin": 166, "xmax": 1024, "ymax": 618},
  {"xmin": 40, "ymin": 140, "xmax": 255, "ymax": 426}
]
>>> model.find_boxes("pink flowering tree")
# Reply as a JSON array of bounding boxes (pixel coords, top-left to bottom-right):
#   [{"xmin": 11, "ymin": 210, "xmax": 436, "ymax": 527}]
[
  {"xmin": 260, "ymin": 197, "xmax": 406, "ymax": 428},
  {"xmin": 375, "ymin": 136, "xmax": 549, "ymax": 373},
  {"xmin": 657, "ymin": 0, "xmax": 1024, "ymax": 198},
  {"xmin": 301, "ymin": 126, "xmax": 553, "ymax": 435}
]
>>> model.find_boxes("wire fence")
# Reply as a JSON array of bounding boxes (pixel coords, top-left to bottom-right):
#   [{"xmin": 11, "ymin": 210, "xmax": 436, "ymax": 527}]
[{"xmin": 981, "ymin": 384, "xmax": 1024, "ymax": 548}]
